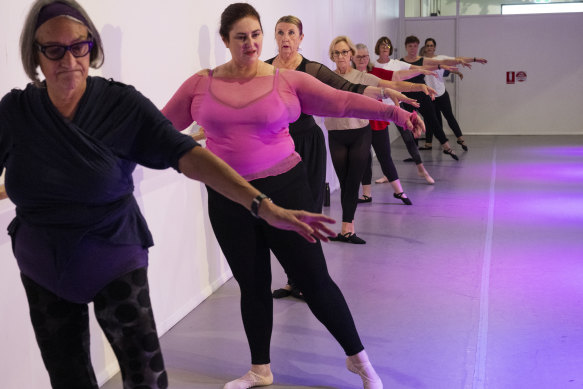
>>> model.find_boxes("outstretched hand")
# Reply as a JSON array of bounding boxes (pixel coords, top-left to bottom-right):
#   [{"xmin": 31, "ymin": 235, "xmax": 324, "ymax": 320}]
[
  {"xmin": 404, "ymin": 111, "xmax": 425, "ymax": 138},
  {"xmin": 259, "ymin": 201, "xmax": 337, "ymax": 243},
  {"xmin": 419, "ymin": 84, "xmax": 438, "ymax": 100},
  {"xmin": 386, "ymin": 88, "xmax": 419, "ymax": 108}
]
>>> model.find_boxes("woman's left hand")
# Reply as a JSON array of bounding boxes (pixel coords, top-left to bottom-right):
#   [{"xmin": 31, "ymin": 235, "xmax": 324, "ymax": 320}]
[{"xmin": 258, "ymin": 201, "xmax": 337, "ymax": 243}]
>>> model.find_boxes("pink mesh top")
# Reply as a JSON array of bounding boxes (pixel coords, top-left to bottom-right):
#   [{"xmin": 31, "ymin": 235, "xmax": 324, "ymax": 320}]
[{"xmin": 162, "ymin": 68, "xmax": 414, "ymax": 180}]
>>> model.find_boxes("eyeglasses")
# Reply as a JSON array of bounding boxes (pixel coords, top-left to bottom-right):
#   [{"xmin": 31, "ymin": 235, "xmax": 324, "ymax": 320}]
[
  {"xmin": 36, "ymin": 40, "xmax": 94, "ymax": 60},
  {"xmin": 355, "ymin": 55, "xmax": 369, "ymax": 60},
  {"xmin": 380, "ymin": 44, "xmax": 391, "ymax": 49},
  {"xmin": 332, "ymin": 50, "xmax": 351, "ymax": 57}
]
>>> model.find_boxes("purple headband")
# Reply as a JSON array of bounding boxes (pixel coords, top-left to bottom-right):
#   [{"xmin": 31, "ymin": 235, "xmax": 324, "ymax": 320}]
[{"xmin": 35, "ymin": 2, "xmax": 89, "ymax": 31}]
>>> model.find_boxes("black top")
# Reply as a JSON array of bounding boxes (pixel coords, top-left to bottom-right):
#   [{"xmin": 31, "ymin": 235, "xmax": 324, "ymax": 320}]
[
  {"xmin": 265, "ymin": 56, "xmax": 368, "ymax": 130},
  {"xmin": 400, "ymin": 57, "xmax": 426, "ymax": 84}
]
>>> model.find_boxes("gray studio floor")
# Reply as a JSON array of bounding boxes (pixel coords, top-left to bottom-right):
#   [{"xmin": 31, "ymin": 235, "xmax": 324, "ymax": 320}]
[{"xmin": 101, "ymin": 135, "xmax": 583, "ymax": 389}]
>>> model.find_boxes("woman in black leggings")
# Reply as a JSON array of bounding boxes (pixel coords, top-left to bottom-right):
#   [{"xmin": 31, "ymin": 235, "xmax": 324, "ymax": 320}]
[
  {"xmin": 421, "ymin": 37, "xmax": 488, "ymax": 151},
  {"xmin": 400, "ymin": 35, "xmax": 467, "ymax": 160}
]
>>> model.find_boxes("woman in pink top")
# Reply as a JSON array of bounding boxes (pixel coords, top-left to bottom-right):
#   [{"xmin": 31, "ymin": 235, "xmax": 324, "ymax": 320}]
[{"xmin": 162, "ymin": 4, "xmax": 424, "ymax": 389}]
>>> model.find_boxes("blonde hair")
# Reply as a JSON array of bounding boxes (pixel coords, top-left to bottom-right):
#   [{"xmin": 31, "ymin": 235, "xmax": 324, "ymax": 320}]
[{"xmin": 328, "ymin": 35, "xmax": 356, "ymax": 61}]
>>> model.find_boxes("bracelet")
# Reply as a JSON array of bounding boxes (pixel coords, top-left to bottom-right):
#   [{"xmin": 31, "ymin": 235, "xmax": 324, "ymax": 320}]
[{"xmin": 250, "ymin": 193, "xmax": 271, "ymax": 218}]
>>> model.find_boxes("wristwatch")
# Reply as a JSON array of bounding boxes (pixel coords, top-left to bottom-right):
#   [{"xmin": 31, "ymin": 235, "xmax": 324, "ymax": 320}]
[{"xmin": 251, "ymin": 193, "xmax": 271, "ymax": 218}]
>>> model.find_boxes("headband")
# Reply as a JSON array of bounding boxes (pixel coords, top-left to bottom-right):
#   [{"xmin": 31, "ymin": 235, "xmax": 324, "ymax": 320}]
[{"xmin": 35, "ymin": 2, "xmax": 89, "ymax": 31}]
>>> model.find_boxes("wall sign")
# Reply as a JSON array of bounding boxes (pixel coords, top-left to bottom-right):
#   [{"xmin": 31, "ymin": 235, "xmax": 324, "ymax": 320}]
[{"xmin": 507, "ymin": 71, "xmax": 527, "ymax": 84}]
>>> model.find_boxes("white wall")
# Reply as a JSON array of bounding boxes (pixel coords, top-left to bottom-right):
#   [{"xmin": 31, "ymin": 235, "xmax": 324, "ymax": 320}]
[
  {"xmin": 401, "ymin": 12, "xmax": 583, "ymax": 135},
  {"xmin": 457, "ymin": 13, "xmax": 583, "ymax": 135},
  {"xmin": 0, "ymin": 0, "xmax": 394, "ymax": 387}
]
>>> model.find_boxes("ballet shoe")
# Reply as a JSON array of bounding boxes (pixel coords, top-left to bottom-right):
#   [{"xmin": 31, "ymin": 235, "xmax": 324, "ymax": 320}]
[
  {"xmin": 393, "ymin": 192, "xmax": 412, "ymax": 205},
  {"xmin": 417, "ymin": 171, "xmax": 435, "ymax": 185},
  {"xmin": 418, "ymin": 143, "xmax": 433, "ymax": 150},
  {"xmin": 357, "ymin": 195, "xmax": 372, "ymax": 203},
  {"xmin": 346, "ymin": 357, "xmax": 383, "ymax": 389},
  {"xmin": 223, "ymin": 370, "xmax": 273, "ymax": 389},
  {"xmin": 443, "ymin": 148, "xmax": 459, "ymax": 161},
  {"xmin": 457, "ymin": 139, "xmax": 468, "ymax": 151},
  {"xmin": 272, "ymin": 288, "xmax": 292, "ymax": 299}
]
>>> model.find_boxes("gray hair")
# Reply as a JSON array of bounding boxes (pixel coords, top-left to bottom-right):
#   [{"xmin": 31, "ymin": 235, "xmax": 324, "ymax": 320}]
[
  {"xmin": 352, "ymin": 43, "xmax": 373, "ymax": 72},
  {"xmin": 20, "ymin": 0, "xmax": 104, "ymax": 87}
]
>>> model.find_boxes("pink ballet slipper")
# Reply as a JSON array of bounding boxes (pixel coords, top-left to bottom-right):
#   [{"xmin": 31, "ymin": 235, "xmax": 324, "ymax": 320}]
[
  {"xmin": 223, "ymin": 370, "xmax": 273, "ymax": 389},
  {"xmin": 346, "ymin": 351, "xmax": 383, "ymax": 389}
]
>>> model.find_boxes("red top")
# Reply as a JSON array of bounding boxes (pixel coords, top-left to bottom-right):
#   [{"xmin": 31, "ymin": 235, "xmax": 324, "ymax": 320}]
[{"xmin": 368, "ymin": 67, "xmax": 394, "ymax": 131}]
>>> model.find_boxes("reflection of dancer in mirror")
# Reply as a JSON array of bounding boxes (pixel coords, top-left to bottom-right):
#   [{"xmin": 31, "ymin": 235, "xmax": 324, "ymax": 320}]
[
  {"xmin": 162, "ymin": 4, "xmax": 424, "ymax": 388},
  {"xmin": 1, "ymin": 1, "xmax": 335, "ymax": 388},
  {"xmin": 421, "ymin": 37, "xmax": 487, "ymax": 151}
]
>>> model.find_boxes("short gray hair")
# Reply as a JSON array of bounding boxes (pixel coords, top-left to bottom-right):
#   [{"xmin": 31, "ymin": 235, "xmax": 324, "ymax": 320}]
[
  {"xmin": 352, "ymin": 43, "xmax": 373, "ymax": 72},
  {"xmin": 20, "ymin": 0, "xmax": 104, "ymax": 87}
]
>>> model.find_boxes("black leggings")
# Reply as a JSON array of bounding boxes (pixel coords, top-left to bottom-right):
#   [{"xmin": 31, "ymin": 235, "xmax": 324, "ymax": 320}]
[
  {"xmin": 431, "ymin": 91, "xmax": 463, "ymax": 140},
  {"xmin": 402, "ymin": 91, "xmax": 449, "ymax": 145},
  {"xmin": 21, "ymin": 268, "xmax": 167, "ymax": 389},
  {"xmin": 289, "ymin": 116, "xmax": 327, "ymax": 213},
  {"xmin": 362, "ymin": 127, "xmax": 399, "ymax": 185},
  {"xmin": 207, "ymin": 164, "xmax": 363, "ymax": 364},
  {"xmin": 328, "ymin": 125, "xmax": 372, "ymax": 223}
]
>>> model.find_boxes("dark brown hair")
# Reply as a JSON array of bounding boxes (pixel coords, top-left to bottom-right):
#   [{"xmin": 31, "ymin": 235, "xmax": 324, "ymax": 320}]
[
  {"xmin": 219, "ymin": 3, "xmax": 263, "ymax": 42},
  {"xmin": 374, "ymin": 36, "xmax": 393, "ymax": 56},
  {"xmin": 425, "ymin": 37, "xmax": 436, "ymax": 47},
  {"xmin": 405, "ymin": 35, "xmax": 420, "ymax": 45}
]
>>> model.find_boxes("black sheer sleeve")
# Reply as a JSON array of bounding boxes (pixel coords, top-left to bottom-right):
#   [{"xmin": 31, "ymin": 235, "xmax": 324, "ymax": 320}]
[{"xmin": 303, "ymin": 60, "xmax": 367, "ymax": 94}]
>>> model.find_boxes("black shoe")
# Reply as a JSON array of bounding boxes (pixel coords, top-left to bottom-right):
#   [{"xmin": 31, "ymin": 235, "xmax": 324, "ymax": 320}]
[
  {"xmin": 290, "ymin": 288, "xmax": 304, "ymax": 300},
  {"xmin": 357, "ymin": 195, "xmax": 372, "ymax": 203},
  {"xmin": 419, "ymin": 144, "xmax": 433, "ymax": 150},
  {"xmin": 403, "ymin": 157, "xmax": 415, "ymax": 162},
  {"xmin": 443, "ymin": 148, "xmax": 459, "ymax": 161},
  {"xmin": 393, "ymin": 192, "xmax": 412, "ymax": 205},
  {"xmin": 457, "ymin": 139, "xmax": 468, "ymax": 151},
  {"xmin": 272, "ymin": 288, "xmax": 292, "ymax": 299},
  {"xmin": 330, "ymin": 232, "xmax": 366, "ymax": 244},
  {"xmin": 346, "ymin": 233, "xmax": 366, "ymax": 244}
]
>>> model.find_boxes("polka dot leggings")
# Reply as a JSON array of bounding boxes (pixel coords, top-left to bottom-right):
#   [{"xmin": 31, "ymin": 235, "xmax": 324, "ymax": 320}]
[{"xmin": 21, "ymin": 267, "xmax": 168, "ymax": 389}]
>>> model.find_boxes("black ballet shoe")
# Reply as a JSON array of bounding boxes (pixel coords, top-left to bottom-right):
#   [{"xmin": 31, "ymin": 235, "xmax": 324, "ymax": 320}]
[
  {"xmin": 457, "ymin": 139, "xmax": 468, "ymax": 151},
  {"xmin": 357, "ymin": 195, "xmax": 372, "ymax": 203},
  {"xmin": 393, "ymin": 192, "xmax": 412, "ymax": 205},
  {"xmin": 330, "ymin": 232, "xmax": 366, "ymax": 244},
  {"xmin": 403, "ymin": 157, "xmax": 415, "ymax": 162},
  {"xmin": 443, "ymin": 148, "xmax": 459, "ymax": 161},
  {"xmin": 290, "ymin": 288, "xmax": 305, "ymax": 300},
  {"xmin": 418, "ymin": 144, "xmax": 433, "ymax": 150},
  {"xmin": 272, "ymin": 288, "xmax": 292, "ymax": 299}
]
